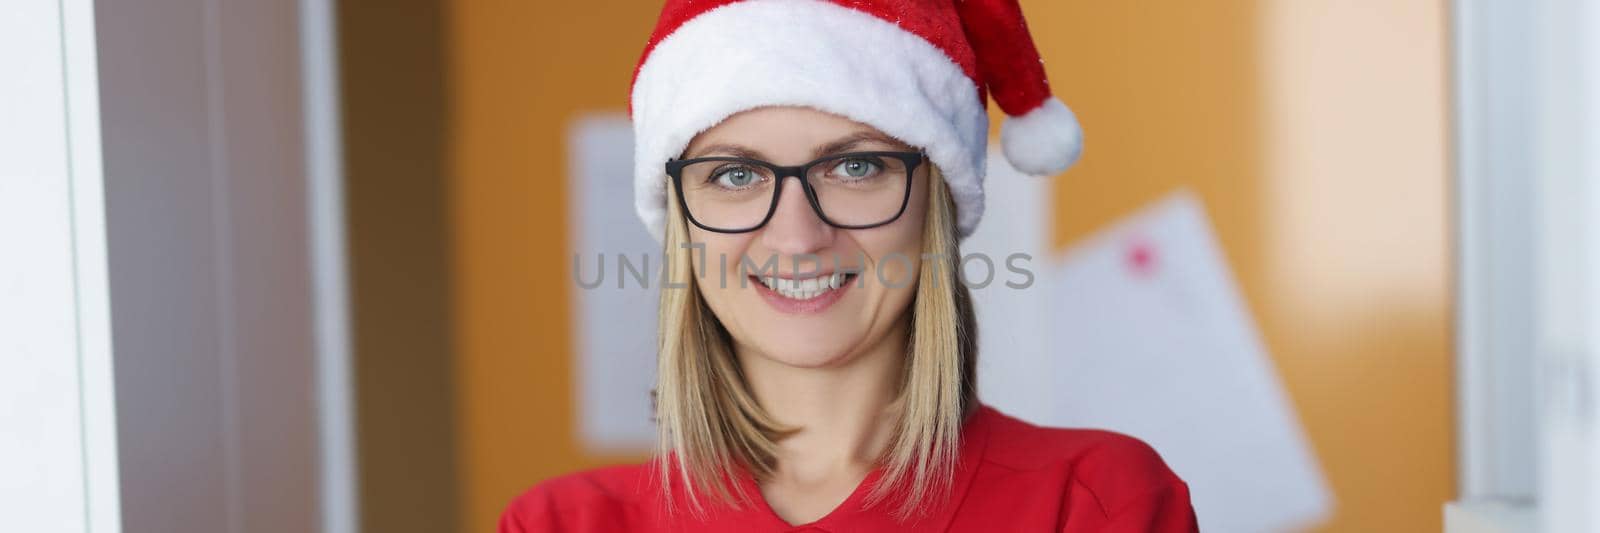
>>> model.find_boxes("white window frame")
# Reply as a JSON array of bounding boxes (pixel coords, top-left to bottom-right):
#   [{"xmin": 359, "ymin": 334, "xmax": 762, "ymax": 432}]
[
  {"xmin": 0, "ymin": 0, "xmax": 355, "ymax": 531},
  {"xmin": 1451, "ymin": 1, "xmax": 1600, "ymax": 531},
  {"xmin": 0, "ymin": 0, "xmax": 120, "ymax": 530}
]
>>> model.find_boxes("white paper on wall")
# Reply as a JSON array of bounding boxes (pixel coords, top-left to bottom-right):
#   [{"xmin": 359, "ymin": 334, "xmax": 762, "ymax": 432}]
[
  {"xmin": 963, "ymin": 147, "xmax": 1058, "ymax": 425},
  {"xmin": 568, "ymin": 113, "xmax": 659, "ymax": 453},
  {"xmin": 1040, "ymin": 191, "xmax": 1331, "ymax": 532}
]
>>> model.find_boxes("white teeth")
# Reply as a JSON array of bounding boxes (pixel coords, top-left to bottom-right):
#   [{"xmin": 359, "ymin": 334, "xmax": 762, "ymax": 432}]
[{"xmin": 759, "ymin": 272, "xmax": 852, "ymax": 300}]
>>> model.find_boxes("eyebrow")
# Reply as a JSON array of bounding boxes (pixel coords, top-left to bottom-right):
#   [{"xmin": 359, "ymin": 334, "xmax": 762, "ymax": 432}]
[{"xmin": 684, "ymin": 131, "xmax": 909, "ymax": 161}]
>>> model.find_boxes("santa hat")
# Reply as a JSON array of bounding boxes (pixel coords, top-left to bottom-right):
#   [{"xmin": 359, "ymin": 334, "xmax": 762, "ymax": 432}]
[{"xmin": 629, "ymin": 0, "xmax": 1082, "ymax": 240}]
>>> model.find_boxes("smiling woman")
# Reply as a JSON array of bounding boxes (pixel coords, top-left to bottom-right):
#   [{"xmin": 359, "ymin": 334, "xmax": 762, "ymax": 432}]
[
  {"xmin": 497, "ymin": 0, "xmax": 1196, "ymax": 531},
  {"xmin": 659, "ymin": 107, "xmax": 961, "ymax": 521}
]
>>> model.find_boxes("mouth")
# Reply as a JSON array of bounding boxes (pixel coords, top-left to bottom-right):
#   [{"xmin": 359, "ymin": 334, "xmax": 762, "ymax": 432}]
[
  {"xmin": 752, "ymin": 271, "xmax": 857, "ymax": 299},
  {"xmin": 749, "ymin": 271, "xmax": 859, "ymax": 314}
]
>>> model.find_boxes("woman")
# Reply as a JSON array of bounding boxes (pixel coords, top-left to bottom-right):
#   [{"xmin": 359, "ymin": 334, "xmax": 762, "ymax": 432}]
[{"xmin": 501, "ymin": 1, "xmax": 1197, "ymax": 531}]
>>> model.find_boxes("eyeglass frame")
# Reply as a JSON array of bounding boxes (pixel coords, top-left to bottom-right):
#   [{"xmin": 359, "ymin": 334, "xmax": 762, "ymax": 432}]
[{"xmin": 665, "ymin": 150, "xmax": 926, "ymax": 234}]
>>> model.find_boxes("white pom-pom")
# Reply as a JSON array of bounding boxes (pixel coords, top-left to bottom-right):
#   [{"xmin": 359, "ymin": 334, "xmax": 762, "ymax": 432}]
[{"xmin": 999, "ymin": 96, "xmax": 1083, "ymax": 176}]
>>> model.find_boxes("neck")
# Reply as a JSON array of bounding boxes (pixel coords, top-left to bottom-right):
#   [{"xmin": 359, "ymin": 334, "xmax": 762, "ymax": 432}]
[{"xmin": 735, "ymin": 320, "xmax": 909, "ymax": 485}]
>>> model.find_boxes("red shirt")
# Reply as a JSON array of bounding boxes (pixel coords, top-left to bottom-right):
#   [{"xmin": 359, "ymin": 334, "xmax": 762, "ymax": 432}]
[{"xmin": 499, "ymin": 404, "xmax": 1197, "ymax": 532}]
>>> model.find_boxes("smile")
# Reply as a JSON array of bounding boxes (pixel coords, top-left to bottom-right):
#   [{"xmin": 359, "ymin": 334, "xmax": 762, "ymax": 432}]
[
  {"xmin": 755, "ymin": 272, "xmax": 856, "ymax": 300},
  {"xmin": 749, "ymin": 271, "xmax": 859, "ymax": 314}
]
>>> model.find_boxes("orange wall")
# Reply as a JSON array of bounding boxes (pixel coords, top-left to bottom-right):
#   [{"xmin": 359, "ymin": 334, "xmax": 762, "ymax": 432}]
[
  {"xmin": 1036, "ymin": 2, "xmax": 1455, "ymax": 531},
  {"xmin": 449, "ymin": 1, "xmax": 1454, "ymax": 531},
  {"xmin": 448, "ymin": 3, "xmax": 657, "ymax": 532}
]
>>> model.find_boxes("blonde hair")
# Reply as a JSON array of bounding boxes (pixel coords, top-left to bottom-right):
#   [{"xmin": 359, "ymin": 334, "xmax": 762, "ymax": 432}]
[{"xmin": 652, "ymin": 164, "xmax": 979, "ymax": 521}]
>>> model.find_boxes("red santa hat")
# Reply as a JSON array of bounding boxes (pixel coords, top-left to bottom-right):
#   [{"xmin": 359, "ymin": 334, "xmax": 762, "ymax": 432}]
[{"xmin": 630, "ymin": 0, "xmax": 1082, "ymax": 240}]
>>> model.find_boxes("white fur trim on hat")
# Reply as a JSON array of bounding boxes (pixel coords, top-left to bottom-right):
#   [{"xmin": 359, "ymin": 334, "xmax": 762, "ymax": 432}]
[
  {"xmin": 1000, "ymin": 96, "xmax": 1083, "ymax": 176},
  {"xmin": 630, "ymin": 0, "xmax": 991, "ymax": 242}
]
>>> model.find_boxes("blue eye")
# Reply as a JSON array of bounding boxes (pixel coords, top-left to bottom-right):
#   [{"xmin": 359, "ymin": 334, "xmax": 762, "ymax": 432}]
[
  {"xmin": 711, "ymin": 165, "xmax": 760, "ymax": 188},
  {"xmin": 831, "ymin": 158, "xmax": 881, "ymax": 179}
]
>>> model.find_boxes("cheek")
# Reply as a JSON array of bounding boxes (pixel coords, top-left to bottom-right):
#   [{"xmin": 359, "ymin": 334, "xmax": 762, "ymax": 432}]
[
  {"xmin": 687, "ymin": 231, "xmax": 752, "ymax": 313},
  {"xmin": 862, "ymin": 191, "xmax": 928, "ymax": 288}
]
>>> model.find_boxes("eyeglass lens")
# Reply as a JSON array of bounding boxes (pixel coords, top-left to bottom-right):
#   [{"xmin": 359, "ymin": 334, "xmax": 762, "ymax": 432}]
[{"xmin": 677, "ymin": 153, "xmax": 911, "ymax": 231}]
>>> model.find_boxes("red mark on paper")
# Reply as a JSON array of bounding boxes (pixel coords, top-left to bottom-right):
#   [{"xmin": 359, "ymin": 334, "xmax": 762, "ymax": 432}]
[{"xmin": 1126, "ymin": 237, "xmax": 1157, "ymax": 278}]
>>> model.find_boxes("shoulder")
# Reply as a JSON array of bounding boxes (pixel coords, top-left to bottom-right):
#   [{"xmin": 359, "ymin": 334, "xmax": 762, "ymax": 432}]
[
  {"xmin": 975, "ymin": 405, "xmax": 1189, "ymax": 510},
  {"xmin": 498, "ymin": 463, "xmax": 657, "ymax": 533}
]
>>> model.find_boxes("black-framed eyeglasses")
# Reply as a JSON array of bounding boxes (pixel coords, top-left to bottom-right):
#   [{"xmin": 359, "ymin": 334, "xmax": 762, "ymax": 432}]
[{"xmin": 666, "ymin": 151, "xmax": 925, "ymax": 233}]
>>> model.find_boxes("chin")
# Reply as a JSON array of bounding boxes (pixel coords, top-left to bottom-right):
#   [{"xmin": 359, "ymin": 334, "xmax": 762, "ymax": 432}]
[{"xmin": 750, "ymin": 334, "xmax": 859, "ymax": 369}]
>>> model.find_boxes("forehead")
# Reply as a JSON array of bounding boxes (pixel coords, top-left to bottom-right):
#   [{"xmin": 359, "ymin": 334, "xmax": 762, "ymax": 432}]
[{"xmin": 683, "ymin": 106, "xmax": 913, "ymax": 160}]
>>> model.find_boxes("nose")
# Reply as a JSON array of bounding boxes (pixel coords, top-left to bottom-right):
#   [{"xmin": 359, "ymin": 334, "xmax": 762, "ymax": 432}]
[{"xmin": 760, "ymin": 177, "xmax": 834, "ymax": 256}]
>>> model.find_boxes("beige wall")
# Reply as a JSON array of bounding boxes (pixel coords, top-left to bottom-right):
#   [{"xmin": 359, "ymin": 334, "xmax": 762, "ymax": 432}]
[{"xmin": 447, "ymin": 1, "xmax": 1455, "ymax": 531}]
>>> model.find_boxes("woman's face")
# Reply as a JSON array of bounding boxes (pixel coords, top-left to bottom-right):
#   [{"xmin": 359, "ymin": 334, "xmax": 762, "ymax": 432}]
[{"xmin": 679, "ymin": 106, "xmax": 929, "ymax": 369}]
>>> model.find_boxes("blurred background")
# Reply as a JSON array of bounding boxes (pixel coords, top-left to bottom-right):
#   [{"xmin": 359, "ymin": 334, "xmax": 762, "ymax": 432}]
[
  {"xmin": 4, "ymin": 0, "xmax": 1597, "ymax": 532},
  {"xmin": 430, "ymin": 1, "xmax": 1451, "ymax": 531}
]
